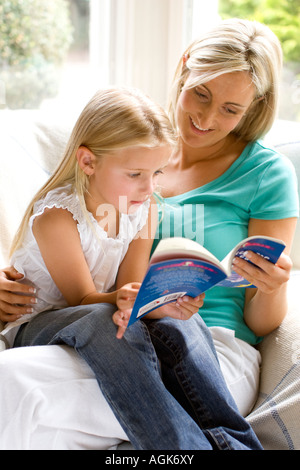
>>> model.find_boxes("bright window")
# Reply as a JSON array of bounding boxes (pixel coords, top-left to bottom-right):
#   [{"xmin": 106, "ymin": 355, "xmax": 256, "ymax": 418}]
[
  {"xmin": 218, "ymin": 0, "xmax": 300, "ymax": 123},
  {"xmin": 0, "ymin": 0, "xmax": 220, "ymax": 115},
  {"xmin": 2, "ymin": 0, "xmax": 297, "ymax": 124}
]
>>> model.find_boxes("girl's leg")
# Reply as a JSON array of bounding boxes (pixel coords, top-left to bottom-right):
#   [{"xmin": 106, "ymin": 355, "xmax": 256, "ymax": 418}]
[
  {"xmin": 14, "ymin": 304, "xmax": 213, "ymax": 450},
  {"xmin": 147, "ymin": 315, "xmax": 263, "ymax": 450}
]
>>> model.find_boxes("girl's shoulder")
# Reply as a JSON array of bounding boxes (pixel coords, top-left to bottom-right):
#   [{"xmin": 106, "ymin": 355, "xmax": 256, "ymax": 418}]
[{"xmin": 32, "ymin": 184, "xmax": 84, "ymax": 225}]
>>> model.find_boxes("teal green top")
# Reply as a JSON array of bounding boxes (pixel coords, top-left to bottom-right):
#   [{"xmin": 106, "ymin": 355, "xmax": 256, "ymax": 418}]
[{"xmin": 152, "ymin": 141, "xmax": 299, "ymax": 344}]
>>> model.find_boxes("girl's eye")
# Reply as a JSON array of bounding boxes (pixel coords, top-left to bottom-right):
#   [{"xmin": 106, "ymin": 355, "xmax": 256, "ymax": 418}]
[
  {"xmin": 154, "ymin": 170, "xmax": 163, "ymax": 176},
  {"xmin": 128, "ymin": 172, "xmax": 141, "ymax": 178}
]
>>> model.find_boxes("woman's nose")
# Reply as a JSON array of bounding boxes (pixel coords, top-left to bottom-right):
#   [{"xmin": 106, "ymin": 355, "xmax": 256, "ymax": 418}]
[{"xmin": 197, "ymin": 103, "xmax": 217, "ymax": 129}]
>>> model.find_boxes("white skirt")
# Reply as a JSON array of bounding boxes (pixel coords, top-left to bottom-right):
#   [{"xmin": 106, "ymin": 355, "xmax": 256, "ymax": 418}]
[
  {"xmin": 209, "ymin": 326, "xmax": 261, "ymax": 417},
  {"xmin": 0, "ymin": 327, "xmax": 260, "ymax": 449}
]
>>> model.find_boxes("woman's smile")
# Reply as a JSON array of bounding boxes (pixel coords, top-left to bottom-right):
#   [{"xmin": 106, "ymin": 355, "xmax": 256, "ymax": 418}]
[{"xmin": 189, "ymin": 117, "xmax": 213, "ymax": 134}]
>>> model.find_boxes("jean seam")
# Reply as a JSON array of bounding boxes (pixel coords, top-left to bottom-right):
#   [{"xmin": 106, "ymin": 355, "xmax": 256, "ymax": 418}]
[
  {"xmin": 140, "ymin": 320, "xmax": 161, "ymax": 375},
  {"xmin": 149, "ymin": 324, "xmax": 215, "ymax": 429},
  {"xmin": 205, "ymin": 429, "xmax": 232, "ymax": 450}
]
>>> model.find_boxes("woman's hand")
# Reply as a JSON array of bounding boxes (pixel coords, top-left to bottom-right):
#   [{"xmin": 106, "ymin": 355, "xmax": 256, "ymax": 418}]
[
  {"xmin": 232, "ymin": 251, "xmax": 292, "ymax": 293},
  {"xmin": 0, "ymin": 267, "xmax": 37, "ymax": 322},
  {"xmin": 234, "ymin": 251, "xmax": 293, "ymax": 336},
  {"xmin": 146, "ymin": 293, "xmax": 205, "ymax": 322}
]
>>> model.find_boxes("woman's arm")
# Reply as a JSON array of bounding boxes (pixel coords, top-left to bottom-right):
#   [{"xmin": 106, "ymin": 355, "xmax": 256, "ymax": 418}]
[
  {"xmin": 233, "ymin": 217, "xmax": 297, "ymax": 337},
  {"xmin": 0, "ymin": 267, "xmax": 37, "ymax": 322}
]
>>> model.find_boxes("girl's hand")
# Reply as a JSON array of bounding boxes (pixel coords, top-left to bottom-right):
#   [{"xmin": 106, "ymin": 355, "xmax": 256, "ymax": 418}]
[
  {"xmin": 113, "ymin": 282, "xmax": 141, "ymax": 339},
  {"xmin": 232, "ymin": 251, "xmax": 292, "ymax": 293},
  {"xmin": 112, "ymin": 309, "xmax": 131, "ymax": 339},
  {"xmin": 116, "ymin": 282, "xmax": 141, "ymax": 311},
  {"xmin": 113, "ymin": 290, "xmax": 205, "ymax": 339},
  {"xmin": 0, "ymin": 267, "xmax": 37, "ymax": 322}
]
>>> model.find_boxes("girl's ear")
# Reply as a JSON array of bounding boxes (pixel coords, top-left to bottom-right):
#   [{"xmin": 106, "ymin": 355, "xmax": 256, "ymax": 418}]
[{"xmin": 76, "ymin": 146, "xmax": 96, "ymax": 176}]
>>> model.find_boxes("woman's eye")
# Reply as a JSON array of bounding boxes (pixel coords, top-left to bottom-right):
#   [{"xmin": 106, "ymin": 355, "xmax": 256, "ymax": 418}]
[
  {"xmin": 154, "ymin": 170, "xmax": 163, "ymax": 176},
  {"xmin": 194, "ymin": 88, "xmax": 208, "ymax": 100},
  {"xmin": 224, "ymin": 107, "xmax": 237, "ymax": 115},
  {"xmin": 128, "ymin": 173, "xmax": 141, "ymax": 178}
]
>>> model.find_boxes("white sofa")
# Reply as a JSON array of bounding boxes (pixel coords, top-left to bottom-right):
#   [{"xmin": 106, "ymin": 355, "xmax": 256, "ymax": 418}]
[{"xmin": 0, "ymin": 109, "xmax": 299, "ymax": 450}]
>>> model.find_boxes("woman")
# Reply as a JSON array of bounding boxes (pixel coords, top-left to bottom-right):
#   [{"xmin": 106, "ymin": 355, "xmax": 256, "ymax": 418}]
[
  {"xmin": 152, "ymin": 17, "xmax": 299, "ymax": 415},
  {"xmin": 0, "ymin": 18, "xmax": 298, "ymax": 448}
]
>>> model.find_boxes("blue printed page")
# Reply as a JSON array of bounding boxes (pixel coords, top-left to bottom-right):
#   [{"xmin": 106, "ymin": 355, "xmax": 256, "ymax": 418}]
[
  {"xmin": 128, "ymin": 258, "xmax": 226, "ymax": 326},
  {"xmin": 218, "ymin": 236, "xmax": 286, "ymax": 287}
]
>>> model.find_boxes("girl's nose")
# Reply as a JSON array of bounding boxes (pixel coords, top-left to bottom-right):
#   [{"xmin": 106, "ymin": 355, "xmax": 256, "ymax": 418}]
[{"xmin": 143, "ymin": 177, "xmax": 155, "ymax": 196}]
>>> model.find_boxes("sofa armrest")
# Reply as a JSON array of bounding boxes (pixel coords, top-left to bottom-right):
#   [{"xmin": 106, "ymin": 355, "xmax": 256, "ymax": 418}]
[{"xmin": 247, "ymin": 271, "xmax": 300, "ymax": 450}]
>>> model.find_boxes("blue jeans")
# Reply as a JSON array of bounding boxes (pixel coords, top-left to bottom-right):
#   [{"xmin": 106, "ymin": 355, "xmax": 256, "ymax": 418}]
[{"xmin": 14, "ymin": 304, "xmax": 263, "ymax": 450}]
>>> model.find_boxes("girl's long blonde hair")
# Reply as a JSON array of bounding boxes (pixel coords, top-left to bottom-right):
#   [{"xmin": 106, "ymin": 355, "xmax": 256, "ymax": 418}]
[
  {"xmin": 11, "ymin": 87, "xmax": 176, "ymax": 256},
  {"xmin": 169, "ymin": 18, "xmax": 283, "ymax": 142}
]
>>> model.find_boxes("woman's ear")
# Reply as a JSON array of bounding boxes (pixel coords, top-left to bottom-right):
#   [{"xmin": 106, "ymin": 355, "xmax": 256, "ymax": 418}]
[{"xmin": 76, "ymin": 146, "xmax": 96, "ymax": 176}]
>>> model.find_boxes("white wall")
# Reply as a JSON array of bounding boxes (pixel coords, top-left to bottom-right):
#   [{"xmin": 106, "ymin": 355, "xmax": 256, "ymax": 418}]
[{"xmin": 89, "ymin": 0, "xmax": 219, "ymax": 107}]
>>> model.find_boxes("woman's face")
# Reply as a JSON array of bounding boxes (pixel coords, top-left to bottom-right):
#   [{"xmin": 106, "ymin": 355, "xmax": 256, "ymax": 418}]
[{"xmin": 176, "ymin": 71, "xmax": 255, "ymax": 150}]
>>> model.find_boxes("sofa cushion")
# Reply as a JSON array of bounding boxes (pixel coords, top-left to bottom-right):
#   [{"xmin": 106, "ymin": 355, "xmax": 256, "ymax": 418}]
[
  {"xmin": 274, "ymin": 141, "xmax": 300, "ymax": 269},
  {"xmin": 0, "ymin": 110, "xmax": 72, "ymax": 267},
  {"xmin": 264, "ymin": 120, "xmax": 300, "ymax": 269}
]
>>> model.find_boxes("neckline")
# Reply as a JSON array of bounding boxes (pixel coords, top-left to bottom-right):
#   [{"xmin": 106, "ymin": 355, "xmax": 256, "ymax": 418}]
[{"xmin": 165, "ymin": 141, "xmax": 253, "ymax": 201}]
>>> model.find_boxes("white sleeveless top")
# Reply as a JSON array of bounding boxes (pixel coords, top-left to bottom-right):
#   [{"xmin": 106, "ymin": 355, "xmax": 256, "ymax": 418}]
[{"xmin": 2, "ymin": 184, "xmax": 150, "ymax": 347}]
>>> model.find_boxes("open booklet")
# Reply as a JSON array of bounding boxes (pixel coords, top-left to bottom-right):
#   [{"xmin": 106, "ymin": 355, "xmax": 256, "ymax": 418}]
[{"xmin": 127, "ymin": 235, "xmax": 286, "ymax": 327}]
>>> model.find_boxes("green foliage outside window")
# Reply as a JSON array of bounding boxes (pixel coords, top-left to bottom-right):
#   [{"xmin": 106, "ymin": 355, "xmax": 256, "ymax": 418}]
[
  {"xmin": 219, "ymin": 0, "xmax": 300, "ymax": 63},
  {"xmin": 219, "ymin": 0, "xmax": 300, "ymax": 121},
  {"xmin": 0, "ymin": 0, "xmax": 73, "ymax": 109}
]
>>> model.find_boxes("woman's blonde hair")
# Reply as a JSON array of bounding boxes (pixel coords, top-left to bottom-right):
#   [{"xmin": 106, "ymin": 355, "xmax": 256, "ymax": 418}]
[
  {"xmin": 11, "ymin": 87, "xmax": 176, "ymax": 255},
  {"xmin": 169, "ymin": 18, "xmax": 283, "ymax": 141}
]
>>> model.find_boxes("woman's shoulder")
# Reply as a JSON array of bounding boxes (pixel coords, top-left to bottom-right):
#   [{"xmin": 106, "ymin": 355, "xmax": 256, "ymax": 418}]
[
  {"xmin": 242, "ymin": 140, "xmax": 296, "ymax": 176},
  {"xmin": 247, "ymin": 140, "xmax": 291, "ymax": 162}
]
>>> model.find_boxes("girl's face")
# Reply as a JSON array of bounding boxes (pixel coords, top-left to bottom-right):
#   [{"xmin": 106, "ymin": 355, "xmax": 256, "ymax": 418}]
[
  {"xmin": 88, "ymin": 144, "xmax": 171, "ymax": 214},
  {"xmin": 176, "ymin": 71, "xmax": 255, "ymax": 150}
]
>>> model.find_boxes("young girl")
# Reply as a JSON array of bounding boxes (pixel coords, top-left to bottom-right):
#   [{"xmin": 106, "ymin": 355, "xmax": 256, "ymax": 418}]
[
  {"xmin": 0, "ymin": 86, "xmax": 262, "ymax": 450},
  {"xmin": 1, "ymin": 87, "xmax": 176, "ymax": 345}
]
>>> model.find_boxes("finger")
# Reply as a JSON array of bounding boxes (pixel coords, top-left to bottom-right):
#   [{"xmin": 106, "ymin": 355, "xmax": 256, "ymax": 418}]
[
  {"xmin": 0, "ymin": 278, "xmax": 36, "ymax": 296},
  {"xmin": 113, "ymin": 310, "xmax": 131, "ymax": 339},
  {"xmin": 0, "ymin": 299, "xmax": 34, "ymax": 316},
  {"xmin": 129, "ymin": 282, "xmax": 142, "ymax": 290},
  {"xmin": 232, "ymin": 259, "xmax": 273, "ymax": 292},
  {"xmin": 116, "ymin": 323, "xmax": 127, "ymax": 339},
  {"xmin": 174, "ymin": 301, "xmax": 198, "ymax": 320},
  {"xmin": 2, "ymin": 266, "xmax": 24, "ymax": 281},
  {"xmin": 0, "ymin": 310, "xmax": 23, "ymax": 322},
  {"xmin": 238, "ymin": 251, "xmax": 292, "ymax": 277},
  {"xmin": 242, "ymin": 251, "xmax": 278, "ymax": 274},
  {"xmin": 275, "ymin": 252, "xmax": 293, "ymax": 270},
  {"xmin": 0, "ymin": 290, "xmax": 37, "ymax": 307},
  {"xmin": 176, "ymin": 294, "xmax": 205, "ymax": 312}
]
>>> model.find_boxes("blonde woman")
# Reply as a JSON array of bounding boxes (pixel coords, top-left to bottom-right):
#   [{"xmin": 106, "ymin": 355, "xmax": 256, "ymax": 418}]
[{"xmin": 153, "ymin": 18, "xmax": 299, "ymax": 417}]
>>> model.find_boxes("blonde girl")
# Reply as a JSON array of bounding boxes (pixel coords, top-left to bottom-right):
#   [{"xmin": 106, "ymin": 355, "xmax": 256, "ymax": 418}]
[{"xmin": 3, "ymin": 86, "xmax": 203, "ymax": 343}]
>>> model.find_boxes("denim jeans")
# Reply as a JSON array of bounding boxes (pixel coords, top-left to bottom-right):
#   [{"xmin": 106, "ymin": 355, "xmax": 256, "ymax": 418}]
[{"xmin": 14, "ymin": 303, "xmax": 263, "ymax": 450}]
